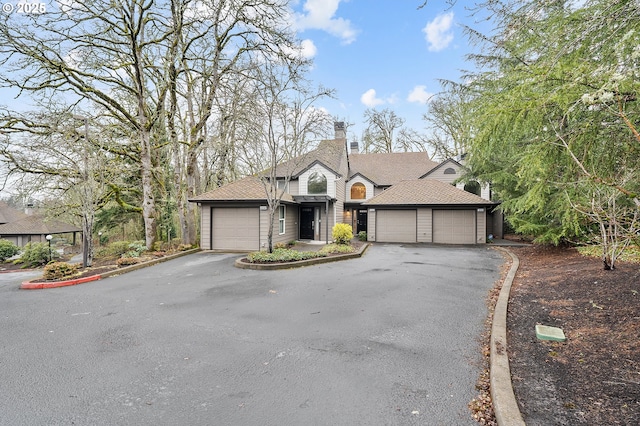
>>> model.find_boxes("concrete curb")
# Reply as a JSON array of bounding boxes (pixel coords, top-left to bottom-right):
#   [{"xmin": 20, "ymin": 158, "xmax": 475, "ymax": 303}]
[
  {"xmin": 20, "ymin": 248, "xmax": 201, "ymax": 290},
  {"xmin": 234, "ymin": 243, "xmax": 370, "ymax": 270},
  {"xmin": 491, "ymin": 247, "xmax": 525, "ymax": 425}
]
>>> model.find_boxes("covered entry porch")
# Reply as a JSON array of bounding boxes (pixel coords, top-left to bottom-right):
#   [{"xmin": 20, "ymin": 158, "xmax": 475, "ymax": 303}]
[{"xmin": 294, "ymin": 195, "xmax": 335, "ymax": 244}]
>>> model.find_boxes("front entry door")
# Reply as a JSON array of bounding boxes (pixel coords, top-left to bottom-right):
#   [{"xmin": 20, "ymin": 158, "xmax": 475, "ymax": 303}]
[
  {"xmin": 300, "ymin": 207, "xmax": 314, "ymax": 239},
  {"xmin": 357, "ymin": 210, "xmax": 368, "ymax": 233}
]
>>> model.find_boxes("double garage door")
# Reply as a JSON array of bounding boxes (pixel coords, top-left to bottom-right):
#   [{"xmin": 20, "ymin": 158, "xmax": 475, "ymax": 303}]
[
  {"xmin": 375, "ymin": 209, "xmax": 476, "ymax": 244},
  {"xmin": 211, "ymin": 207, "xmax": 259, "ymax": 250}
]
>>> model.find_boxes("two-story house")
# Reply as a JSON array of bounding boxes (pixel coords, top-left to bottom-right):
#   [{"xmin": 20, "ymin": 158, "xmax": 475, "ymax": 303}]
[{"xmin": 189, "ymin": 123, "xmax": 502, "ymax": 251}]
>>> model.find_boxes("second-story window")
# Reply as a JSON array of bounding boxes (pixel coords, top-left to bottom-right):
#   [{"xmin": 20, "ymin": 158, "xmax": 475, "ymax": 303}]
[
  {"xmin": 350, "ymin": 182, "xmax": 366, "ymax": 199},
  {"xmin": 308, "ymin": 172, "xmax": 327, "ymax": 194},
  {"xmin": 276, "ymin": 179, "xmax": 289, "ymax": 192}
]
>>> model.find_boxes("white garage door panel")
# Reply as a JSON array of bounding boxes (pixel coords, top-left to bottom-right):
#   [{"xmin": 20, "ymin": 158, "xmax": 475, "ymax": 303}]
[
  {"xmin": 376, "ymin": 210, "xmax": 416, "ymax": 243},
  {"xmin": 212, "ymin": 207, "xmax": 259, "ymax": 250},
  {"xmin": 433, "ymin": 210, "xmax": 475, "ymax": 244}
]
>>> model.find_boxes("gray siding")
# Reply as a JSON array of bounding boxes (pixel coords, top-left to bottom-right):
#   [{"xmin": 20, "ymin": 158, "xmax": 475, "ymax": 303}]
[
  {"xmin": 367, "ymin": 208, "xmax": 376, "ymax": 241},
  {"xmin": 260, "ymin": 204, "xmax": 298, "ymax": 250},
  {"xmin": 424, "ymin": 163, "xmax": 460, "ymax": 184},
  {"xmin": 476, "ymin": 209, "xmax": 487, "ymax": 244},
  {"xmin": 417, "ymin": 208, "xmax": 432, "ymax": 243},
  {"xmin": 200, "ymin": 204, "xmax": 211, "ymax": 249}
]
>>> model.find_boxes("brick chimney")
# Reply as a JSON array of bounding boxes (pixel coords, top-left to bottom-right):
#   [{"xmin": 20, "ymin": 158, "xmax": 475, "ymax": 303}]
[{"xmin": 350, "ymin": 141, "xmax": 359, "ymax": 153}]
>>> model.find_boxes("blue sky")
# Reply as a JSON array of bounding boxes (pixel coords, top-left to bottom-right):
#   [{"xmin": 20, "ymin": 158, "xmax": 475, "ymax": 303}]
[{"xmin": 289, "ymin": 0, "xmax": 487, "ymax": 140}]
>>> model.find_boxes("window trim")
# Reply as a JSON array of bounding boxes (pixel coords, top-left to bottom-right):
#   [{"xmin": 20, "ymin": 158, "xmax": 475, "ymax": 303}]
[
  {"xmin": 278, "ymin": 205, "xmax": 286, "ymax": 235},
  {"xmin": 307, "ymin": 171, "xmax": 327, "ymax": 195},
  {"xmin": 443, "ymin": 167, "xmax": 456, "ymax": 175},
  {"xmin": 276, "ymin": 179, "xmax": 289, "ymax": 192},
  {"xmin": 350, "ymin": 182, "xmax": 367, "ymax": 200}
]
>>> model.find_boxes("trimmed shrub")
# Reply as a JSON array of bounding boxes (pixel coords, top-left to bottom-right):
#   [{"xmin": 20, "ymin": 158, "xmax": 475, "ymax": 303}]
[
  {"xmin": 319, "ymin": 243, "xmax": 356, "ymax": 255},
  {"xmin": 116, "ymin": 257, "xmax": 140, "ymax": 267},
  {"xmin": 332, "ymin": 223, "xmax": 353, "ymax": 245},
  {"xmin": 0, "ymin": 239, "xmax": 20, "ymax": 262},
  {"xmin": 247, "ymin": 248, "xmax": 327, "ymax": 263},
  {"xmin": 18, "ymin": 242, "xmax": 58, "ymax": 267},
  {"xmin": 177, "ymin": 243, "xmax": 193, "ymax": 251},
  {"xmin": 43, "ymin": 262, "xmax": 80, "ymax": 280},
  {"xmin": 357, "ymin": 231, "xmax": 367, "ymax": 242}
]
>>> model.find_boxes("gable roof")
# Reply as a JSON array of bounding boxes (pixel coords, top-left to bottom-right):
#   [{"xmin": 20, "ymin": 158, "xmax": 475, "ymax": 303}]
[
  {"xmin": 420, "ymin": 157, "xmax": 464, "ymax": 179},
  {"xmin": 349, "ymin": 152, "xmax": 438, "ymax": 186},
  {"xmin": 189, "ymin": 176, "xmax": 295, "ymax": 203},
  {"xmin": 275, "ymin": 138, "xmax": 347, "ymax": 178},
  {"xmin": 363, "ymin": 179, "xmax": 495, "ymax": 206}
]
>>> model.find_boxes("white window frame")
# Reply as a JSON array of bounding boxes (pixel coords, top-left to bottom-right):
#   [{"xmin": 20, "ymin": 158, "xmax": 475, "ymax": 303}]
[
  {"xmin": 278, "ymin": 205, "xmax": 286, "ymax": 235},
  {"xmin": 276, "ymin": 179, "xmax": 289, "ymax": 192}
]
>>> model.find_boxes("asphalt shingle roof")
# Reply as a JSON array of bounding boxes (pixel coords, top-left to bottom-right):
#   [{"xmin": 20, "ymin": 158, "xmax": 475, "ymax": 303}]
[
  {"xmin": 0, "ymin": 201, "xmax": 28, "ymax": 224},
  {"xmin": 189, "ymin": 176, "xmax": 295, "ymax": 202},
  {"xmin": 276, "ymin": 138, "xmax": 347, "ymax": 178},
  {"xmin": 363, "ymin": 179, "xmax": 494, "ymax": 206},
  {"xmin": 0, "ymin": 215, "xmax": 81, "ymax": 235},
  {"xmin": 349, "ymin": 152, "xmax": 438, "ymax": 186}
]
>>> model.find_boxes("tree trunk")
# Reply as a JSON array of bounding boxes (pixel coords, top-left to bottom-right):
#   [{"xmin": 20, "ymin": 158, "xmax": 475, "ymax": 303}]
[{"xmin": 140, "ymin": 129, "xmax": 157, "ymax": 249}]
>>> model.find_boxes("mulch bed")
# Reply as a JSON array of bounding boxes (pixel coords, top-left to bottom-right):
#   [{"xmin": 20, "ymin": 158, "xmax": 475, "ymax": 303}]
[{"xmin": 507, "ymin": 245, "xmax": 640, "ymax": 425}]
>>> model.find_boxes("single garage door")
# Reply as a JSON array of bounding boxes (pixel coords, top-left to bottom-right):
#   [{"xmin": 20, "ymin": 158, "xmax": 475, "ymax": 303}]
[
  {"xmin": 376, "ymin": 210, "xmax": 417, "ymax": 243},
  {"xmin": 433, "ymin": 210, "xmax": 476, "ymax": 244},
  {"xmin": 211, "ymin": 207, "xmax": 259, "ymax": 250}
]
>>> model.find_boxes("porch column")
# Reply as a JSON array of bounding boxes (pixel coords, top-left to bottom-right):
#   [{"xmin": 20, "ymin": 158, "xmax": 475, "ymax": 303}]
[{"xmin": 325, "ymin": 199, "xmax": 329, "ymax": 244}]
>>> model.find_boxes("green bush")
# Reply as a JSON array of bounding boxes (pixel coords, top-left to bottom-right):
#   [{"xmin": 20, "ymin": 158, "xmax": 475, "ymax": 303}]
[
  {"xmin": 116, "ymin": 257, "xmax": 140, "ymax": 267},
  {"xmin": 43, "ymin": 262, "xmax": 80, "ymax": 280},
  {"xmin": 247, "ymin": 248, "xmax": 327, "ymax": 263},
  {"xmin": 332, "ymin": 223, "xmax": 353, "ymax": 245},
  {"xmin": 0, "ymin": 239, "xmax": 20, "ymax": 262},
  {"xmin": 124, "ymin": 240, "xmax": 147, "ymax": 258},
  {"xmin": 18, "ymin": 242, "xmax": 58, "ymax": 267},
  {"xmin": 319, "ymin": 244, "xmax": 356, "ymax": 254},
  {"xmin": 95, "ymin": 240, "xmax": 131, "ymax": 258},
  {"xmin": 357, "ymin": 231, "xmax": 367, "ymax": 242}
]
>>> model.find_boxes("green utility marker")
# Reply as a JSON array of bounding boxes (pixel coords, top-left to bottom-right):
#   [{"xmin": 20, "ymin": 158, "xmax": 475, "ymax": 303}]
[{"xmin": 535, "ymin": 324, "xmax": 567, "ymax": 342}]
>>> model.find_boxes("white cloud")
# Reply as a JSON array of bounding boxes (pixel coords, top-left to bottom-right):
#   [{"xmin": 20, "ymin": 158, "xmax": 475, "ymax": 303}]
[
  {"xmin": 407, "ymin": 86, "xmax": 434, "ymax": 104},
  {"xmin": 282, "ymin": 39, "xmax": 318, "ymax": 59},
  {"xmin": 360, "ymin": 89, "xmax": 385, "ymax": 108},
  {"xmin": 423, "ymin": 12, "xmax": 454, "ymax": 52},
  {"xmin": 299, "ymin": 39, "xmax": 318, "ymax": 58},
  {"xmin": 294, "ymin": 0, "xmax": 358, "ymax": 44}
]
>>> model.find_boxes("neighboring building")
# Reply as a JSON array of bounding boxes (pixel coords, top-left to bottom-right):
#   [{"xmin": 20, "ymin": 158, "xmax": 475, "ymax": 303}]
[
  {"xmin": 189, "ymin": 123, "xmax": 502, "ymax": 251},
  {"xmin": 0, "ymin": 201, "xmax": 82, "ymax": 247}
]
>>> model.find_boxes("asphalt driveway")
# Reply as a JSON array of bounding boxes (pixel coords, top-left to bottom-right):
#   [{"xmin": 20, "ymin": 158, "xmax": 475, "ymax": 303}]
[{"xmin": 0, "ymin": 244, "xmax": 504, "ymax": 426}]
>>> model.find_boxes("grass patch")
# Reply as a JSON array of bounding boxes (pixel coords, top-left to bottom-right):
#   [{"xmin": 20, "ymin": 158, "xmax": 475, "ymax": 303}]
[{"xmin": 577, "ymin": 245, "xmax": 640, "ymax": 263}]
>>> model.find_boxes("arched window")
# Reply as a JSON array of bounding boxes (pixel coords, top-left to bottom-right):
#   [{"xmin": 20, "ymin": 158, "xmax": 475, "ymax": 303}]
[
  {"xmin": 444, "ymin": 167, "xmax": 456, "ymax": 175},
  {"xmin": 308, "ymin": 172, "xmax": 327, "ymax": 194},
  {"xmin": 350, "ymin": 182, "xmax": 366, "ymax": 200},
  {"xmin": 464, "ymin": 181, "xmax": 481, "ymax": 196}
]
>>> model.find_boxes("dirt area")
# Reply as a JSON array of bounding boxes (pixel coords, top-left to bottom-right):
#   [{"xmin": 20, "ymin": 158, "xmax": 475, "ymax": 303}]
[{"xmin": 507, "ymin": 245, "xmax": 640, "ymax": 425}]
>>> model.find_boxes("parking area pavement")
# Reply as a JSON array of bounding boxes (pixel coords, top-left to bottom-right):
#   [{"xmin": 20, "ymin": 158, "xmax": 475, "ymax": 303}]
[{"xmin": 0, "ymin": 244, "xmax": 504, "ymax": 426}]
